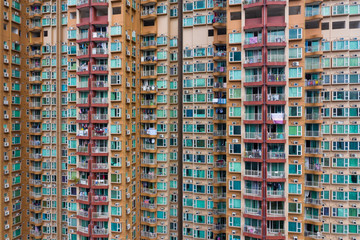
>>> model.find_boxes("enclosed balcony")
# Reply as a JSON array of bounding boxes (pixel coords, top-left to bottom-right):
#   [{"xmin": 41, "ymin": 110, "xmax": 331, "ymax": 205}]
[
  {"xmin": 267, "ymin": 201, "xmax": 285, "ymax": 216},
  {"xmin": 305, "ymin": 140, "xmax": 321, "ymax": 154},
  {"xmin": 244, "ymin": 180, "xmax": 262, "ymax": 196},
  {"xmin": 267, "ymin": 144, "xmax": 285, "ymax": 159},
  {"xmin": 244, "ymin": 143, "xmax": 262, "ymax": 158},
  {"xmin": 244, "ymin": 50, "xmax": 262, "ymax": 64},
  {"xmin": 244, "ymin": 162, "xmax": 262, "ymax": 177},
  {"xmin": 267, "ymin": 163, "xmax": 285, "ymax": 178},
  {"xmin": 245, "ymin": 106, "xmax": 262, "ymax": 121},
  {"xmin": 244, "ymin": 124, "xmax": 262, "ymax": 139},
  {"xmin": 267, "ymin": 124, "xmax": 285, "ymax": 140},
  {"xmin": 305, "ymin": 207, "xmax": 320, "ymax": 221},
  {"xmin": 305, "ymin": 124, "xmax": 320, "ymax": 137},
  {"xmin": 305, "ymin": 174, "xmax": 321, "ymax": 188},
  {"xmin": 245, "ymin": 68, "xmax": 262, "ymax": 83},
  {"xmin": 267, "ymin": 29, "xmax": 285, "ymax": 44},
  {"xmin": 267, "ymin": 220, "xmax": 285, "ymax": 236},
  {"xmin": 244, "ymin": 218, "xmax": 262, "ymax": 235},
  {"xmin": 305, "ymin": 107, "xmax": 321, "ymax": 120},
  {"xmin": 267, "ymin": 182, "xmax": 285, "ymax": 198},
  {"xmin": 244, "ymin": 31, "xmax": 262, "ymax": 45},
  {"xmin": 267, "ymin": 49, "xmax": 285, "ymax": 63},
  {"xmin": 305, "ymin": 190, "xmax": 321, "ymax": 205}
]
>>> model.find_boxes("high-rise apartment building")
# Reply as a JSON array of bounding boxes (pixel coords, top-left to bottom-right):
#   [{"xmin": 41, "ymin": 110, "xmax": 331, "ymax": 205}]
[{"xmin": 1, "ymin": 0, "xmax": 360, "ymax": 239}]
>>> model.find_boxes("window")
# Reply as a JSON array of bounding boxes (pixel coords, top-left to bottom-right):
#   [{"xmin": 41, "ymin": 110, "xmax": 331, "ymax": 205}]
[
  {"xmin": 229, "ymin": 70, "xmax": 241, "ymax": 80},
  {"xmin": 230, "ymin": 12, "xmax": 241, "ymax": 20},
  {"xmin": 289, "ymin": 222, "xmax": 302, "ymax": 232},
  {"xmin": 332, "ymin": 21, "xmax": 345, "ymax": 29},
  {"xmin": 113, "ymin": 7, "xmax": 121, "ymax": 14},
  {"xmin": 229, "ymin": 107, "xmax": 241, "ymax": 117},
  {"xmin": 289, "ymin": 87, "xmax": 302, "ymax": 97},
  {"xmin": 289, "ymin": 126, "xmax": 302, "ymax": 136},
  {"xmin": 229, "ymin": 51, "xmax": 241, "ymax": 62},
  {"xmin": 289, "ymin": 164, "xmax": 302, "ymax": 175},
  {"xmin": 289, "ymin": 67, "xmax": 302, "ymax": 78},
  {"xmin": 289, "ymin": 203, "xmax": 302, "ymax": 213},
  {"xmin": 229, "ymin": 162, "xmax": 241, "ymax": 172},
  {"xmin": 289, "ymin": 183, "xmax": 302, "ymax": 194},
  {"xmin": 289, "ymin": 28, "xmax": 302, "ymax": 39},
  {"xmin": 289, "ymin": 6, "xmax": 301, "ymax": 15},
  {"xmin": 289, "ymin": 48, "xmax": 302, "ymax": 59},
  {"xmin": 229, "ymin": 33, "xmax": 241, "ymax": 43},
  {"xmin": 322, "ymin": 22, "xmax": 329, "ymax": 30},
  {"xmin": 229, "ymin": 199, "xmax": 241, "ymax": 209},
  {"xmin": 350, "ymin": 21, "xmax": 360, "ymax": 29}
]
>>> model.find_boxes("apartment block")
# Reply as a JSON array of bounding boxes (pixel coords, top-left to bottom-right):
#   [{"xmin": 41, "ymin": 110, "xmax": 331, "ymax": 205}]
[{"xmin": 1, "ymin": 0, "xmax": 360, "ymax": 240}]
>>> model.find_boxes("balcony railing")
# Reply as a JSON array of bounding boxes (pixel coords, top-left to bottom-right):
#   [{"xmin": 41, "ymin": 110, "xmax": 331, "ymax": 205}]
[
  {"xmin": 245, "ymin": 188, "xmax": 262, "ymax": 196},
  {"xmin": 93, "ymin": 228, "xmax": 109, "ymax": 235},
  {"xmin": 267, "ymin": 209, "xmax": 285, "ymax": 216},
  {"xmin": 30, "ymin": 229, "xmax": 42, "ymax": 237},
  {"xmin": 267, "ymin": 229, "xmax": 285, "ymax": 236},
  {"xmin": 245, "ymin": 94, "xmax": 262, "ymax": 101},
  {"xmin": 78, "ymin": 114, "xmax": 89, "ymax": 120},
  {"xmin": 92, "ymin": 163, "xmax": 108, "ymax": 170},
  {"xmin": 305, "ymin": 79, "xmax": 322, "ymax": 86},
  {"xmin": 267, "ymin": 132, "xmax": 285, "ymax": 140},
  {"xmin": 30, "ymin": 191, "xmax": 42, "ymax": 198},
  {"xmin": 245, "ymin": 36, "xmax": 262, "ymax": 45},
  {"xmin": 305, "ymin": 147, "xmax": 321, "ymax": 154},
  {"xmin": 77, "ymin": 98, "xmax": 88, "ymax": 104},
  {"xmin": 305, "ymin": 214, "xmax": 321, "ymax": 221},
  {"xmin": 77, "ymin": 195, "xmax": 89, "ymax": 202},
  {"xmin": 30, "ymin": 166, "xmax": 42, "ymax": 172},
  {"xmin": 245, "ymin": 56, "xmax": 262, "ymax": 64},
  {"xmin": 141, "ymin": 114, "xmax": 156, "ymax": 121},
  {"xmin": 214, "ymin": 224, "xmax": 226, "ymax": 230},
  {"xmin": 305, "ymin": 163, "xmax": 321, "ymax": 171},
  {"xmin": 305, "ymin": 198, "xmax": 321, "ymax": 205},
  {"xmin": 92, "ymin": 32, "xmax": 108, "ymax": 39},
  {"xmin": 77, "ymin": 210, "xmax": 89, "ymax": 218},
  {"xmin": 141, "ymin": 202, "xmax": 156, "ymax": 209},
  {"xmin": 213, "ymin": 208, "xmax": 226, "ymax": 215},
  {"xmin": 213, "ymin": 16, "xmax": 226, "ymax": 24},
  {"xmin": 245, "ymin": 169, "xmax": 261, "ymax": 177},
  {"xmin": 267, "ymin": 94, "xmax": 285, "ymax": 101},
  {"xmin": 92, "ymin": 97, "xmax": 108, "ymax": 104},
  {"xmin": 141, "ymin": 158, "xmax": 157, "ymax": 165},
  {"xmin": 141, "ymin": 231, "xmax": 157, "ymax": 239},
  {"xmin": 245, "ymin": 74, "xmax": 262, "ymax": 83},
  {"xmin": 267, "ymin": 171, "xmax": 285, "ymax": 178},
  {"xmin": 29, "ymin": 76, "xmax": 41, "ymax": 82},
  {"xmin": 213, "ymin": 130, "xmax": 226, "ymax": 136},
  {"xmin": 214, "ymin": 177, "xmax": 226, "ymax": 183},
  {"xmin": 268, "ymin": 54, "xmax": 285, "ymax": 62},
  {"xmin": 306, "ymin": 131, "xmax": 321, "ymax": 137},
  {"xmin": 267, "ymin": 35, "xmax": 285, "ymax": 43},
  {"xmin": 92, "ymin": 114, "xmax": 108, "ymax": 120},
  {"xmin": 244, "ymin": 150, "xmax": 262, "ymax": 158},
  {"xmin": 268, "ymin": 74, "xmax": 285, "ymax": 82},
  {"xmin": 93, "ymin": 131, "xmax": 108, "ymax": 137},
  {"xmin": 215, "ymin": 146, "xmax": 226, "ymax": 152},
  {"xmin": 141, "ymin": 216, "xmax": 157, "ymax": 224},
  {"xmin": 306, "ymin": 97, "xmax": 322, "ymax": 103},
  {"xmin": 77, "ymin": 82, "xmax": 89, "ymax": 88},
  {"xmin": 244, "ymin": 207, "xmax": 261, "ymax": 215},
  {"xmin": 142, "ymin": 188, "xmax": 157, "ymax": 194},
  {"xmin": 77, "ymin": 162, "xmax": 89, "ymax": 169},
  {"xmin": 142, "ymin": 144, "xmax": 155, "ymax": 150},
  {"xmin": 245, "ymin": 113, "xmax": 262, "ymax": 120},
  {"xmin": 77, "ymin": 226, "xmax": 89, "ymax": 234},
  {"xmin": 141, "ymin": 9, "xmax": 156, "ymax": 16},
  {"xmin": 92, "ymin": 195, "xmax": 108, "ymax": 202},
  {"xmin": 213, "ymin": 192, "xmax": 226, "ymax": 199},
  {"xmin": 30, "ymin": 128, "xmax": 42, "ymax": 133},
  {"xmin": 305, "ymin": 231, "xmax": 322, "ymax": 239},
  {"xmin": 92, "ymin": 147, "xmax": 108, "ymax": 153},
  {"xmin": 78, "ymin": 49, "xmax": 89, "ymax": 56},
  {"xmin": 214, "ymin": 67, "xmax": 227, "ymax": 73},
  {"xmin": 142, "ymin": 70, "xmax": 155, "ymax": 77},
  {"xmin": 92, "ymin": 212, "xmax": 109, "ymax": 218},
  {"xmin": 141, "ymin": 100, "xmax": 156, "ymax": 106},
  {"xmin": 77, "ymin": 130, "xmax": 89, "ymax": 137},
  {"xmin": 141, "ymin": 40, "xmax": 157, "ymax": 47},
  {"xmin": 245, "ymin": 132, "xmax": 262, "ymax": 139},
  {"xmin": 92, "ymin": 65, "xmax": 108, "ymax": 71},
  {"xmin": 92, "ymin": 48, "xmax": 108, "ymax": 55},
  {"xmin": 214, "ymin": 114, "xmax": 226, "ymax": 120},
  {"xmin": 92, "ymin": 179, "xmax": 109, "ymax": 186},
  {"xmin": 77, "ymin": 146, "xmax": 89, "ymax": 153},
  {"xmin": 77, "ymin": 32, "xmax": 89, "ymax": 40},
  {"xmin": 306, "ymin": 113, "xmax": 321, "ymax": 120},
  {"xmin": 244, "ymin": 225, "xmax": 261, "ymax": 235},
  {"xmin": 305, "ymin": 181, "xmax": 320, "ymax": 188},
  {"xmin": 267, "ymin": 189, "xmax": 285, "ymax": 197},
  {"xmin": 92, "ymin": 81, "xmax": 108, "ymax": 88},
  {"xmin": 30, "ymin": 204, "xmax": 42, "ymax": 211},
  {"xmin": 77, "ymin": 0, "xmax": 89, "ymax": 6},
  {"xmin": 267, "ymin": 152, "xmax": 286, "ymax": 159},
  {"xmin": 141, "ymin": 173, "xmax": 157, "ymax": 180}
]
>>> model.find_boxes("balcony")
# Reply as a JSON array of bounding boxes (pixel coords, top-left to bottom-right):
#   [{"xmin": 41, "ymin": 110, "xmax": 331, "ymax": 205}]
[
  {"xmin": 29, "ymin": 179, "xmax": 41, "ymax": 185},
  {"xmin": 245, "ymin": 94, "xmax": 262, "ymax": 102},
  {"xmin": 92, "ymin": 179, "xmax": 109, "ymax": 187},
  {"xmin": 77, "ymin": 146, "xmax": 89, "ymax": 153},
  {"xmin": 77, "ymin": 0, "xmax": 89, "ymax": 6},
  {"xmin": 77, "ymin": 226, "xmax": 89, "ymax": 234},
  {"xmin": 305, "ymin": 97, "xmax": 321, "ymax": 104},
  {"xmin": 267, "ymin": 152, "xmax": 285, "ymax": 159},
  {"xmin": 142, "ymin": 188, "xmax": 157, "ymax": 194},
  {"xmin": 141, "ymin": 202, "xmax": 156, "ymax": 209},
  {"xmin": 30, "ymin": 128, "xmax": 42, "ymax": 134},
  {"xmin": 214, "ymin": 130, "xmax": 226, "ymax": 137},
  {"xmin": 244, "ymin": 225, "xmax": 261, "ymax": 235},
  {"xmin": 305, "ymin": 181, "xmax": 320, "ymax": 188},
  {"xmin": 92, "ymin": 163, "xmax": 108, "ymax": 170},
  {"xmin": 214, "ymin": 177, "xmax": 226, "ymax": 184},
  {"xmin": 141, "ymin": 173, "xmax": 157, "ymax": 180},
  {"xmin": 214, "ymin": 114, "xmax": 227, "ymax": 120},
  {"xmin": 77, "ymin": 209, "xmax": 89, "ymax": 218},
  {"xmin": 267, "ymin": 54, "xmax": 285, "ymax": 63},
  {"xmin": 244, "ymin": 56, "xmax": 262, "ymax": 64},
  {"xmin": 305, "ymin": 147, "xmax": 321, "ymax": 154},
  {"xmin": 305, "ymin": 163, "xmax": 321, "ymax": 171},
  {"xmin": 214, "ymin": 67, "xmax": 227, "ymax": 74},
  {"xmin": 267, "ymin": 132, "xmax": 285, "ymax": 140},
  {"xmin": 141, "ymin": 40, "xmax": 157, "ymax": 48},
  {"xmin": 245, "ymin": 132, "xmax": 262, "ymax": 139},
  {"xmin": 305, "ymin": 131, "xmax": 320, "ymax": 137},
  {"xmin": 92, "ymin": 212, "xmax": 109, "ymax": 219},
  {"xmin": 141, "ymin": 114, "xmax": 156, "ymax": 121},
  {"xmin": 141, "ymin": 231, "xmax": 157, "ymax": 239},
  {"xmin": 267, "ymin": 35, "xmax": 285, "ymax": 43},
  {"xmin": 92, "ymin": 114, "xmax": 108, "ymax": 121},
  {"xmin": 77, "ymin": 130, "xmax": 89, "ymax": 137},
  {"xmin": 267, "ymin": 113, "xmax": 285, "ymax": 122},
  {"xmin": 213, "ymin": 192, "xmax": 226, "ymax": 199},
  {"xmin": 244, "ymin": 207, "xmax": 261, "ymax": 216},
  {"xmin": 306, "ymin": 113, "xmax": 321, "ymax": 120},
  {"xmin": 77, "ymin": 162, "xmax": 89, "ymax": 169},
  {"xmin": 305, "ymin": 79, "xmax": 322, "ymax": 86},
  {"xmin": 267, "ymin": 228, "xmax": 285, "ymax": 236},
  {"xmin": 305, "ymin": 198, "xmax": 321, "ymax": 205},
  {"xmin": 245, "ymin": 188, "xmax": 262, "ymax": 196},
  {"xmin": 78, "ymin": 179, "xmax": 89, "ymax": 186},
  {"xmin": 92, "ymin": 81, "xmax": 108, "ymax": 88},
  {"xmin": 267, "ymin": 209, "xmax": 285, "ymax": 216},
  {"xmin": 30, "ymin": 217, "xmax": 42, "ymax": 224},
  {"xmin": 267, "ymin": 94, "xmax": 285, "ymax": 101},
  {"xmin": 92, "ymin": 195, "xmax": 109, "ymax": 203},
  {"xmin": 214, "ymin": 224, "xmax": 226, "ymax": 231},
  {"xmin": 93, "ymin": 130, "xmax": 108, "ymax": 137},
  {"xmin": 245, "ymin": 36, "xmax": 262, "ymax": 45},
  {"xmin": 92, "ymin": 65, "xmax": 108, "ymax": 72},
  {"xmin": 29, "ymin": 140, "xmax": 41, "ymax": 146},
  {"xmin": 305, "ymin": 214, "xmax": 320, "ymax": 221},
  {"xmin": 305, "ymin": 231, "xmax": 322, "ymax": 239},
  {"xmin": 77, "ymin": 32, "xmax": 89, "ymax": 40},
  {"xmin": 245, "ymin": 113, "xmax": 262, "ymax": 121},
  {"xmin": 141, "ymin": 100, "xmax": 156, "ymax": 106},
  {"xmin": 30, "ymin": 153, "xmax": 41, "ymax": 159},
  {"xmin": 30, "ymin": 115, "xmax": 41, "ymax": 120},
  {"xmin": 77, "ymin": 98, "xmax": 89, "ymax": 104},
  {"xmin": 142, "ymin": 70, "xmax": 155, "ymax": 77},
  {"xmin": 92, "ymin": 147, "xmax": 108, "ymax": 153},
  {"xmin": 142, "ymin": 144, "xmax": 155, "ymax": 150},
  {"xmin": 30, "ymin": 166, "xmax": 42, "ymax": 172},
  {"xmin": 78, "ymin": 114, "xmax": 89, "ymax": 121},
  {"xmin": 267, "ymin": 189, "xmax": 285, "ymax": 198},
  {"xmin": 268, "ymin": 74, "xmax": 285, "ymax": 83},
  {"xmin": 92, "ymin": 32, "xmax": 108, "ymax": 39},
  {"xmin": 30, "ymin": 204, "xmax": 42, "ymax": 211},
  {"xmin": 92, "ymin": 97, "xmax": 108, "ymax": 104},
  {"xmin": 141, "ymin": 158, "xmax": 157, "ymax": 165},
  {"xmin": 29, "ymin": 76, "xmax": 42, "ymax": 82},
  {"xmin": 245, "ymin": 169, "xmax": 261, "ymax": 177},
  {"xmin": 92, "ymin": 48, "xmax": 108, "ymax": 55},
  {"xmin": 244, "ymin": 150, "xmax": 262, "ymax": 158},
  {"xmin": 215, "ymin": 146, "xmax": 226, "ymax": 152},
  {"xmin": 30, "ymin": 192, "xmax": 42, "ymax": 198},
  {"xmin": 245, "ymin": 74, "xmax": 262, "ymax": 83},
  {"xmin": 212, "ymin": 98, "xmax": 227, "ymax": 104},
  {"xmin": 77, "ymin": 195, "xmax": 89, "ymax": 202},
  {"xmin": 213, "ymin": 208, "xmax": 226, "ymax": 215},
  {"xmin": 77, "ymin": 65, "xmax": 89, "ymax": 73},
  {"xmin": 78, "ymin": 49, "xmax": 89, "ymax": 56},
  {"xmin": 30, "ymin": 229, "xmax": 42, "ymax": 237},
  {"xmin": 267, "ymin": 171, "xmax": 285, "ymax": 178},
  {"xmin": 141, "ymin": 216, "xmax": 157, "ymax": 224}
]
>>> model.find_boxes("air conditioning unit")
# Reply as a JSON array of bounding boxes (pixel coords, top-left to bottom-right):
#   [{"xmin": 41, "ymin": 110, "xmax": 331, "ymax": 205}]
[
  {"xmin": 4, "ymin": 1, "xmax": 9, "ymax": 7},
  {"xmin": 4, "ymin": 45, "xmax": 9, "ymax": 50},
  {"xmin": 126, "ymin": 130, "xmax": 130, "ymax": 135},
  {"xmin": 4, "ymin": 156, "xmax": 9, "ymax": 160},
  {"xmin": 4, "ymin": 86, "xmax": 8, "ymax": 91},
  {"xmin": 127, "ymin": 224, "xmax": 131, "ymax": 230},
  {"xmin": 5, "ymin": 224, "xmax": 9, "ymax": 229},
  {"xmin": 126, "ymin": 177, "xmax": 130, "ymax": 183},
  {"xmin": 4, "ymin": 73, "xmax": 9, "ymax": 77},
  {"xmin": 126, "ymin": 161, "xmax": 130, "ymax": 167},
  {"xmin": 126, "ymin": 50, "xmax": 130, "ymax": 55},
  {"xmin": 126, "ymin": 66, "xmax": 130, "ymax": 71},
  {"xmin": 4, "ymin": 16, "xmax": 8, "ymax": 20},
  {"xmin": 126, "ymin": 193, "xmax": 130, "ymax": 199},
  {"xmin": 4, "ymin": 211, "xmax": 9, "ymax": 216},
  {"xmin": 126, "ymin": 114, "xmax": 130, "ymax": 119},
  {"xmin": 4, "ymin": 128, "xmax": 9, "ymax": 133},
  {"xmin": 4, "ymin": 114, "xmax": 9, "ymax": 119},
  {"xmin": 126, "ymin": 208, "xmax": 130, "ymax": 214},
  {"xmin": 126, "ymin": 98, "xmax": 130, "ymax": 103},
  {"xmin": 4, "ymin": 197, "xmax": 9, "ymax": 202},
  {"xmin": 4, "ymin": 183, "xmax": 9, "ymax": 188},
  {"xmin": 292, "ymin": 62, "xmax": 299, "ymax": 66},
  {"xmin": 4, "ymin": 142, "xmax": 9, "ymax": 147},
  {"xmin": 4, "ymin": 170, "xmax": 9, "ymax": 174},
  {"xmin": 3, "ymin": 100, "xmax": 8, "ymax": 105},
  {"xmin": 4, "ymin": 59, "xmax": 9, "ymax": 63},
  {"xmin": 126, "ymin": 82, "xmax": 130, "ymax": 87}
]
